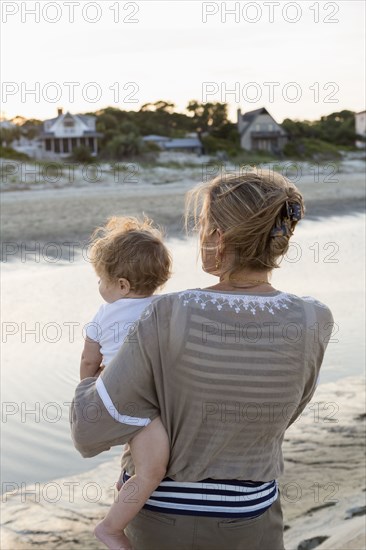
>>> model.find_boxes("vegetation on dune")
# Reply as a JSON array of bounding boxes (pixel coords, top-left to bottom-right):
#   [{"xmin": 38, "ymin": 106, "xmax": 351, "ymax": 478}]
[
  {"xmin": 0, "ymin": 146, "xmax": 30, "ymax": 160},
  {"xmin": 70, "ymin": 145, "xmax": 95, "ymax": 163},
  {"xmin": 282, "ymin": 110, "xmax": 358, "ymax": 147}
]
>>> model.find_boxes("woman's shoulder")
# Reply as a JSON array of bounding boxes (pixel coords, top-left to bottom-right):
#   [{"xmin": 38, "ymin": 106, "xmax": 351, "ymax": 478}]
[
  {"xmin": 274, "ymin": 292, "xmax": 334, "ymax": 330},
  {"xmin": 298, "ymin": 294, "xmax": 331, "ymax": 310},
  {"xmin": 297, "ymin": 294, "xmax": 334, "ymax": 323},
  {"xmin": 150, "ymin": 289, "xmax": 333, "ymax": 322},
  {"xmin": 150, "ymin": 288, "xmax": 297, "ymax": 316}
]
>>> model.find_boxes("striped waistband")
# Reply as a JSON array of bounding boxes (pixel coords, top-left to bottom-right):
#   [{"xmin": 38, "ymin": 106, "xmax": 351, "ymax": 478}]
[{"xmin": 122, "ymin": 472, "xmax": 278, "ymax": 518}]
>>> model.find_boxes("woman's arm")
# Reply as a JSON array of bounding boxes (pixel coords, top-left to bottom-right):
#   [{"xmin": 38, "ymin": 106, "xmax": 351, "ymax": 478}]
[
  {"xmin": 286, "ymin": 301, "xmax": 334, "ymax": 428},
  {"xmin": 70, "ymin": 304, "xmax": 161, "ymax": 457},
  {"xmin": 80, "ymin": 338, "xmax": 104, "ymax": 380}
]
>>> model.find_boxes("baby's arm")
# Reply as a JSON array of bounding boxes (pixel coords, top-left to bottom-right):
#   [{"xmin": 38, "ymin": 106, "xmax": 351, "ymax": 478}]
[{"xmin": 80, "ymin": 338, "xmax": 104, "ymax": 380}]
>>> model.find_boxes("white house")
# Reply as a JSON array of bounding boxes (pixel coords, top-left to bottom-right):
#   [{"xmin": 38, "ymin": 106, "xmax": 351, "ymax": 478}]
[
  {"xmin": 39, "ymin": 108, "xmax": 102, "ymax": 158},
  {"xmin": 237, "ymin": 107, "xmax": 287, "ymax": 153},
  {"xmin": 355, "ymin": 110, "xmax": 366, "ymax": 149}
]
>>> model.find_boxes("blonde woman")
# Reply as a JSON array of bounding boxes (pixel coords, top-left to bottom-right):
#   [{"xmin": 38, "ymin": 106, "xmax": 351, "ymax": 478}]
[{"xmin": 71, "ymin": 170, "xmax": 334, "ymax": 550}]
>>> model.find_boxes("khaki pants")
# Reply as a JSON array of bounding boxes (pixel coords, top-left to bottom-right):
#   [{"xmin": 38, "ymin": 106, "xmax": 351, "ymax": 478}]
[{"xmin": 125, "ymin": 493, "xmax": 285, "ymax": 550}]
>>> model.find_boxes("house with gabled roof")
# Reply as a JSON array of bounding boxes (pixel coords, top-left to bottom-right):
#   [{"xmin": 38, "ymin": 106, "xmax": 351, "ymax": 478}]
[
  {"xmin": 39, "ymin": 108, "xmax": 102, "ymax": 158},
  {"xmin": 237, "ymin": 107, "xmax": 287, "ymax": 153}
]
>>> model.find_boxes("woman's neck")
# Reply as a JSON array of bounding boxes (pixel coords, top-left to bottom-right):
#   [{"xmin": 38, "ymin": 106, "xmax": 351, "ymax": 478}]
[{"xmin": 209, "ymin": 271, "xmax": 274, "ymax": 292}]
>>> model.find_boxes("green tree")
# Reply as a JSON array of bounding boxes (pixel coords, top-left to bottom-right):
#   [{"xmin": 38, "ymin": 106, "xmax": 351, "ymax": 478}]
[
  {"xmin": 21, "ymin": 119, "xmax": 42, "ymax": 140},
  {"xmin": 186, "ymin": 101, "xmax": 229, "ymax": 134},
  {"xmin": 282, "ymin": 110, "xmax": 357, "ymax": 147},
  {"xmin": 96, "ymin": 113, "xmax": 118, "ymax": 133},
  {"xmin": 0, "ymin": 126, "xmax": 21, "ymax": 146},
  {"xmin": 104, "ymin": 134, "xmax": 144, "ymax": 159}
]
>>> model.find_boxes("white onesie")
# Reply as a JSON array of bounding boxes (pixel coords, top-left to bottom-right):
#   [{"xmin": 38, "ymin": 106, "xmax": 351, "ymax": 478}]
[{"xmin": 85, "ymin": 297, "xmax": 154, "ymax": 366}]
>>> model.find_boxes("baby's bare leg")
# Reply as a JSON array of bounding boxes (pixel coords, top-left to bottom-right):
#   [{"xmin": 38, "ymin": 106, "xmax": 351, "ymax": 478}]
[{"xmin": 94, "ymin": 417, "xmax": 169, "ymax": 550}]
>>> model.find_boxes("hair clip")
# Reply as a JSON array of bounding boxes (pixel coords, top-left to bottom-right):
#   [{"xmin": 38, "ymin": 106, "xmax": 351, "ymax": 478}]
[
  {"xmin": 286, "ymin": 201, "xmax": 302, "ymax": 222},
  {"xmin": 270, "ymin": 201, "xmax": 302, "ymax": 238},
  {"xmin": 270, "ymin": 222, "xmax": 291, "ymax": 238}
]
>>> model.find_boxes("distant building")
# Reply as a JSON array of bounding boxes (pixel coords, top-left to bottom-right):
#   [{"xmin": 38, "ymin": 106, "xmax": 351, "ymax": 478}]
[
  {"xmin": 355, "ymin": 110, "xmax": 366, "ymax": 149},
  {"xmin": 11, "ymin": 135, "xmax": 44, "ymax": 159},
  {"xmin": 142, "ymin": 135, "xmax": 171, "ymax": 146},
  {"xmin": 142, "ymin": 134, "xmax": 204, "ymax": 155},
  {"xmin": 0, "ymin": 119, "xmax": 16, "ymax": 130},
  {"xmin": 0, "ymin": 119, "xmax": 43, "ymax": 158},
  {"xmin": 39, "ymin": 108, "xmax": 102, "ymax": 158},
  {"xmin": 237, "ymin": 107, "xmax": 287, "ymax": 153}
]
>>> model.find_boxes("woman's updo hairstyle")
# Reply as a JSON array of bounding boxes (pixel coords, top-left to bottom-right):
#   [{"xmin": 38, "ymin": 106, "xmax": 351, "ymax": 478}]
[{"xmin": 186, "ymin": 168, "xmax": 305, "ymax": 277}]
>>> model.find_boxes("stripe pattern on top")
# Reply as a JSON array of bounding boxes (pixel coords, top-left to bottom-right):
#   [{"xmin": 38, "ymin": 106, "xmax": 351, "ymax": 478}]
[
  {"xmin": 123, "ymin": 472, "xmax": 278, "ymax": 518},
  {"xmin": 96, "ymin": 377, "xmax": 151, "ymax": 427}
]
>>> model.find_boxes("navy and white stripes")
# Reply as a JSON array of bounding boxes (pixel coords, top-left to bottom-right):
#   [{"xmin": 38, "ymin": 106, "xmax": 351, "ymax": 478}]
[{"xmin": 123, "ymin": 472, "xmax": 278, "ymax": 518}]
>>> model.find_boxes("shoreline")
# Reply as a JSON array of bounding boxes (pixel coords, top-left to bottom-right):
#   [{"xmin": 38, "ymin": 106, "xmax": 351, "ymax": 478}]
[
  {"xmin": 1, "ymin": 166, "xmax": 365, "ymax": 262},
  {"xmin": 1, "ymin": 376, "xmax": 365, "ymax": 550},
  {"xmin": 1, "ymin": 200, "xmax": 364, "ymax": 264}
]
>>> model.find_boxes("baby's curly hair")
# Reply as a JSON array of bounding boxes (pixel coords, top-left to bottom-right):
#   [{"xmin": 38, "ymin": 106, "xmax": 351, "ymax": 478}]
[{"xmin": 89, "ymin": 216, "xmax": 172, "ymax": 295}]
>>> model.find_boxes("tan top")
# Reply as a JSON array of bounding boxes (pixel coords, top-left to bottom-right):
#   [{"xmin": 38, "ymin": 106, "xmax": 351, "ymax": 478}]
[{"xmin": 71, "ymin": 288, "xmax": 334, "ymax": 482}]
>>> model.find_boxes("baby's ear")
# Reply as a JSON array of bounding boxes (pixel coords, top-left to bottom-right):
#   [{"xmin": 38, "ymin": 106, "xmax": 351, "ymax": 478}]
[{"xmin": 118, "ymin": 278, "xmax": 131, "ymax": 296}]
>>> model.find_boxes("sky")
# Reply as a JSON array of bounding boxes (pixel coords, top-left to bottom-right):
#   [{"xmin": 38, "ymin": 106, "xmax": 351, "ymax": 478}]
[{"xmin": 1, "ymin": 0, "xmax": 365, "ymax": 123}]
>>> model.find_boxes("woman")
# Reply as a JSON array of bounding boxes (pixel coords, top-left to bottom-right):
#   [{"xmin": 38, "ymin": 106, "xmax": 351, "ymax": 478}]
[{"xmin": 71, "ymin": 169, "xmax": 334, "ymax": 550}]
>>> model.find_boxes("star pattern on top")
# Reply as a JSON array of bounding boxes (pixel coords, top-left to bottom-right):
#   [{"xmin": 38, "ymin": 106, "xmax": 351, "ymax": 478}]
[{"xmin": 178, "ymin": 290, "xmax": 295, "ymax": 315}]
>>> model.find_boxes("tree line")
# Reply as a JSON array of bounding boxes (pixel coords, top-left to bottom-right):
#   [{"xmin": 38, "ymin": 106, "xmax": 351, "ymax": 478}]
[{"xmin": 1, "ymin": 102, "xmax": 361, "ymax": 161}]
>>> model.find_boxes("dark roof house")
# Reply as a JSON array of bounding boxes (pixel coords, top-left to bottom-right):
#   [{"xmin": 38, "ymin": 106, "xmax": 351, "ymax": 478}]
[{"xmin": 237, "ymin": 107, "xmax": 287, "ymax": 153}]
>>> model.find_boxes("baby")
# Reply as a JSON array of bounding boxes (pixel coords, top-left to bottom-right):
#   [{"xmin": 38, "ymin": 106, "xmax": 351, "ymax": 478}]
[{"xmin": 80, "ymin": 216, "xmax": 171, "ymax": 550}]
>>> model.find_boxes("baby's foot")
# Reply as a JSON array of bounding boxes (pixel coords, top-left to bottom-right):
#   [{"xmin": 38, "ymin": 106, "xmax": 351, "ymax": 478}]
[{"xmin": 94, "ymin": 521, "xmax": 132, "ymax": 550}]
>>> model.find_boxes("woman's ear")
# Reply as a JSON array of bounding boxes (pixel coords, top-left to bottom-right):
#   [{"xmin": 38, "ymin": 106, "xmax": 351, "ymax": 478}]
[
  {"xmin": 215, "ymin": 228, "xmax": 224, "ymax": 251},
  {"xmin": 216, "ymin": 228, "xmax": 223, "ymax": 241},
  {"xmin": 118, "ymin": 278, "xmax": 131, "ymax": 297}
]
